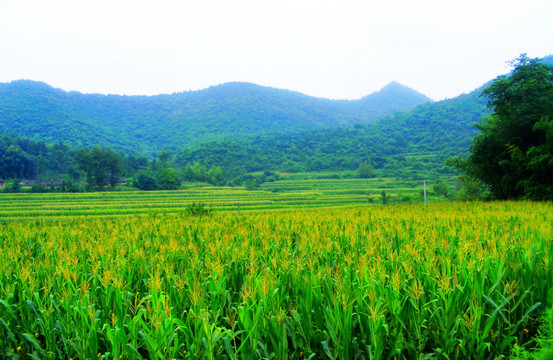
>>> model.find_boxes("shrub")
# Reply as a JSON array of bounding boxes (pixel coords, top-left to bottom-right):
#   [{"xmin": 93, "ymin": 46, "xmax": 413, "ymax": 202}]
[{"xmin": 185, "ymin": 202, "xmax": 212, "ymax": 217}]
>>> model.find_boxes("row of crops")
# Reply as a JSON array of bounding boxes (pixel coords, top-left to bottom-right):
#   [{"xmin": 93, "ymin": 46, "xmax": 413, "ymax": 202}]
[
  {"xmin": 0, "ymin": 177, "xmax": 431, "ymax": 221},
  {"xmin": 261, "ymin": 176, "xmax": 447, "ymax": 192},
  {"xmin": 1, "ymin": 198, "xmax": 552, "ymax": 358}
]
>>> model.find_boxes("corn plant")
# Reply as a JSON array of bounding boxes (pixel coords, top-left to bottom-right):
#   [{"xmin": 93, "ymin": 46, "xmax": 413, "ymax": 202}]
[{"xmin": 0, "ymin": 200, "xmax": 551, "ymax": 358}]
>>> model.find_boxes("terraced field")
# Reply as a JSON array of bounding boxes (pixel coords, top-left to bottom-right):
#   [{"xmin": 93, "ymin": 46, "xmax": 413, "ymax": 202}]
[
  {"xmin": 261, "ymin": 177, "xmax": 434, "ymax": 193},
  {"xmin": 0, "ymin": 177, "xmax": 438, "ymax": 221}
]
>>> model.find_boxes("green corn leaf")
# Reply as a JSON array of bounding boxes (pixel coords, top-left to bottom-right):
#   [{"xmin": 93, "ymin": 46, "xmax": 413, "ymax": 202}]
[
  {"xmin": 223, "ymin": 336, "xmax": 235, "ymax": 360},
  {"xmin": 27, "ymin": 352, "xmax": 43, "ymax": 360},
  {"xmin": 0, "ymin": 317, "xmax": 15, "ymax": 342},
  {"xmin": 321, "ymin": 340, "xmax": 336, "ymax": 360},
  {"xmin": 23, "ymin": 332, "xmax": 45, "ymax": 354},
  {"xmin": 513, "ymin": 302, "xmax": 542, "ymax": 331},
  {"xmin": 125, "ymin": 343, "xmax": 145, "ymax": 359},
  {"xmin": 483, "ymin": 294, "xmax": 510, "ymax": 325}
]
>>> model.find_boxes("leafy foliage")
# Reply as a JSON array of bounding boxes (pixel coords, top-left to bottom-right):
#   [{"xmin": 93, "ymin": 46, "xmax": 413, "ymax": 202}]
[
  {"xmin": 357, "ymin": 161, "xmax": 376, "ymax": 178},
  {"xmin": 75, "ymin": 146, "xmax": 123, "ymax": 190},
  {"xmin": 0, "ymin": 132, "xmax": 79, "ymax": 180},
  {"xmin": 133, "ymin": 171, "xmax": 158, "ymax": 190},
  {"xmin": 457, "ymin": 55, "xmax": 553, "ymax": 200},
  {"xmin": 0, "ymin": 81, "xmax": 431, "ymax": 156},
  {"xmin": 184, "ymin": 202, "xmax": 212, "ymax": 217},
  {"xmin": 156, "ymin": 167, "xmax": 180, "ymax": 190},
  {"xmin": 176, "ymin": 85, "xmax": 488, "ymax": 179}
]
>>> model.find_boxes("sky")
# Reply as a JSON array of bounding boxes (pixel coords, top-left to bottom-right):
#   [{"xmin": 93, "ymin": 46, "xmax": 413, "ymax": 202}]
[{"xmin": 1, "ymin": 0, "xmax": 552, "ymax": 101}]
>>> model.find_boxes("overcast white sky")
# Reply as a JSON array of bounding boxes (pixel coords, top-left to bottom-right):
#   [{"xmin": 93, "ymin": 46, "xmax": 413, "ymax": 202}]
[{"xmin": 1, "ymin": 0, "xmax": 552, "ymax": 100}]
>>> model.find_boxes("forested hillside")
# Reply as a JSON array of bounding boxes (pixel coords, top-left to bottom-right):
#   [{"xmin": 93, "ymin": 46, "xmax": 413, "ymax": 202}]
[
  {"xmin": 176, "ymin": 85, "xmax": 489, "ymax": 178},
  {"xmin": 0, "ymin": 80, "xmax": 430, "ymax": 155},
  {"xmin": 4, "ymin": 54, "xmax": 552, "ymax": 189},
  {"xmin": 0, "ymin": 81, "xmax": 488, "ymax": 188}
]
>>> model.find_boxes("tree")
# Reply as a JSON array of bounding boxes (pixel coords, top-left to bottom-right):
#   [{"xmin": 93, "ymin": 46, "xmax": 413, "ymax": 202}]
[
  {"xmin": 455, "ymin": 55, "xmax": 553, "ymax": 200},
  {"xmin": 3, "ymin": 179, "xmax": 21, "ymax": 193},
  {"xmin": 432, "ymin": 181, "xmax": 449, "ymax": 197},
  {"xmin": 157, "ymin": 151, "xmax": 172, "ymax": 166},
  {"xmin": 525, "ymin": 117, "xmax": 553, "ymax": 198},
  {"xmin": 207, "ymin": 166, "xmax": 226, "ymax": 186},
  {"xmin": 380, "ymin": 190, "xmax": 388, "ymax": 204},
  {"xmin": 75, "ymin": 147, "xmax": 123, "ymax": 190},
  {"xmin": 134, "ymin": 171, "xmax": 158, "ymax": 190},
  {"xmin": 0, "ymin": 145, "xmax": 34, "ymax": 179},
  {"xmin": 358, "ymin": 161, "xmax": 375, "ymax": 178},
  {"xmin": 157, "ymin": 167, "xmax": 180, "ymax": 190},
  {"xmin": 244, "ymin": 179, "xmax": 260, "ymax": 190}
]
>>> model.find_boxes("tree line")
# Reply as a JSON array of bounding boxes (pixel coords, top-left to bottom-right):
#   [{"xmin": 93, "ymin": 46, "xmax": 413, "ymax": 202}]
[{"xmin": 0, "ymin": 135, "xmax": 231, "ymax": 192}]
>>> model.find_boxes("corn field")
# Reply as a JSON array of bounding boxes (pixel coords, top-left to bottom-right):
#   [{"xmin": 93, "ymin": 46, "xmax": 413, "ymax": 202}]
[
  {"xmin": 0, "ymin": 200, "xmax": 552, "ymax": 359},
  {"xmin": 0, "ymin": 177, "xmax": 431, "ymax": 221}
]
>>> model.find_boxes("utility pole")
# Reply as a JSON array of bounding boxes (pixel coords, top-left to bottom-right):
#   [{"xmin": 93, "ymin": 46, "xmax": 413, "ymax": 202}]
[{"xmin": 423, "ymin": 180, "xmax": 427, "ymax": 205}]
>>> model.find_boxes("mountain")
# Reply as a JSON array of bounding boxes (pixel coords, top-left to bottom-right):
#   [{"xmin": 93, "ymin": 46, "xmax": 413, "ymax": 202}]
[
  {"xmin": 0, "ymin": 80, "xmax": 431, "ymax": 155},
  {"xmin": 355, "ymin": 81, "xmax": 432, "ymax": 111},
  {"xmin": 542, "ymin": 55, "xmax": 553, "ymax": 66},
  {"xmin": 177, "ymin": 54, "xmax": 553, "ymax": 178},
  {"xmin": 176, "ymin": 84, "xmax": 489, "ymax": 178}
]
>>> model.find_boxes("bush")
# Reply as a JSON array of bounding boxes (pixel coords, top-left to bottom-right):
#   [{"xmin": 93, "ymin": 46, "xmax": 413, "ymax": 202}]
[
  {"xmin": 65, "ymin": 182, "xmax": 85, "ymax": 193},
  {"xmin": 157, "ymin": 168, "xmax": 180, "ymax": 190},
  {"xmin": 134, "ymin": 172, "xmax": 158, "ymax": 190},
  {"xmin": 433, "ymin": 181, "xmax": 449, "ymax": 197},
  {"xmin": 30, "ymin": 182, "xmax": 51, "ymax": 193},
  {"xmin": 244, "ymin": 179, "xmax": 260, "ymax": 190},
  {"xmin": 2, "ymin": 180, "xmax": 21, "ymax": 193},
  {"xmin": 185, "ymin": 202, "xmax": 212, "ymax": 217}
]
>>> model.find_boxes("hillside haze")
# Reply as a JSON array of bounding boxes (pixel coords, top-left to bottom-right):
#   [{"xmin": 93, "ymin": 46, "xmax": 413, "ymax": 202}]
[{"xmin": 0, "ymin": 80, "xmax": 431, "ymax": 155}]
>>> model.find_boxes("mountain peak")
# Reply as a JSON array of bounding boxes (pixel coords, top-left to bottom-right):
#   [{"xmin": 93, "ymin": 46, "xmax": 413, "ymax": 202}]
[
  {"xmin": 378, "ymin": 81, "xmax": 429, "ymax": 98},
  {"xmin": 0, "ymin": 79, "xmax": 432, "ymax": 154},
  {"xmin": 381, "ymin": 80, "xmax": 403, "ymax": 89},
  {"xmin": 357, "ymin": 81, "xmax": 432, "ymax": 110}
]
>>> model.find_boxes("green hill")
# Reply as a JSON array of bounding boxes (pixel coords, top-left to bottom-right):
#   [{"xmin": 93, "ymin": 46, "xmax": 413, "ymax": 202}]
[
  {"xmin": 176, "ymin": 84, "xmax": 489, "ymax": 179},
  {"xmin": 0, "ymin": 80, "xmax": 490, "ymax": 183},
  {"xmin": 0, "ymin": 80, "xmax": 431, "ymax": 155}
]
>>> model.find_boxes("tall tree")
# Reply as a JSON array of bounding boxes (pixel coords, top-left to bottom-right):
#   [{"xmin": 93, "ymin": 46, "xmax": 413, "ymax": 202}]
[
  {"xmin": 358, "ymin": 161, "xmax": 375, "ymax": 178},
  {"xmin": 156, "ymin": 167, "xmax": 180, "ymax": 190},
  {"xmin": 157, "ymin": 150, "xmax": 172, "ymax": 165},
  {"xmin": 0, "ymin": 145, "xmax": 34, "ymax": 179},
  {"xmin": 458, "ymin": 55, "xmax": 553, "ymax": 199},
  {"xmin": 76, "ymin": 147, "xmax": 123, "ymax": 190}
]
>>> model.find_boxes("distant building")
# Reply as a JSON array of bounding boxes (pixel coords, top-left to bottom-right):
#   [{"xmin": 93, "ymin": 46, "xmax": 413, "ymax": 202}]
[
  {"xmin": 19, "ymin": 178, "xmax": 64, "ymax": 187},
  {"xmin": 50, "ymin": 178, "xmax": 63, "ymax": 186},
  {"xmin": 20, "ymin": 179, "xmax": 38, "ymax": 187},
  {"xmin": 103, "ymin": 177, "xmax": 128, "ymax": 186}
]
